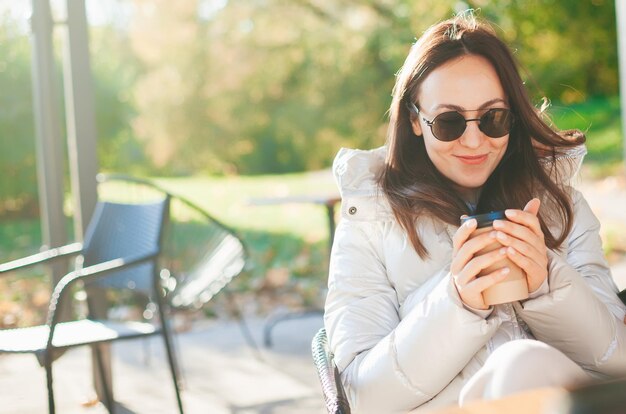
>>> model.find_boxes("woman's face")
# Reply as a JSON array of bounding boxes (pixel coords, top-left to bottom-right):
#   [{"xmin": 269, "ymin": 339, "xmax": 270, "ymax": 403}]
[{"xmin": 411, "ymin": 54, "xmax": 510, "ymax": 202}]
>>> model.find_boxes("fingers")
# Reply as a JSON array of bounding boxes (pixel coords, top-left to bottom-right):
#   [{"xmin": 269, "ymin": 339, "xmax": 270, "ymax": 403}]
[
  {"xmin": 452, "ymin": 218, "xmax": 477, "ymax": 254},
  {"xmin": 523, "ymin": 198, "xmax": 541, "ymax": 216},
  {"xmin": 504, "ymin": 199, "xmax": 543, "ymax": 239},
  {"xmin": 493, "ymin": 219, "xmax": 541, "ymax": 245},
  {"xmin": 495, "ymin": 231, "xmax": 545, "ymax": 269},
  {"xmin": 451, "ymin": 229, "xmax": 499, "ymax": 274},
  {"xmin": 455, "ymin": 247, "xmax": 508, "ymax": 287},
  {"xmin": 496, "ymin": 198, "xmax": 547, "ymax": 269},
  {"xmin": 504, "ymin": 246, "xmax": 540, "ymax": 272},
  {"xmin": 465, "ymin": 267, "xmax": 510, "ymax": 294},
  {"xmin": 455, "ymin": 266, "xmax": 510, "ymax": 310},
  {"xmin": 505, "ymin": 246, "xmax": 548, "ymax": 291},
  {"xmin": 492, "ymin": 219, "xmax": 545, "ymax": 262}
]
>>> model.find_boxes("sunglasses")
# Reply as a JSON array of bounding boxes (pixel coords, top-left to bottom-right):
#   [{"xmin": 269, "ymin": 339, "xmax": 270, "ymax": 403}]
[{"xmin": 408, "ymin": 103, "xmax": 514, "ymax": 142}]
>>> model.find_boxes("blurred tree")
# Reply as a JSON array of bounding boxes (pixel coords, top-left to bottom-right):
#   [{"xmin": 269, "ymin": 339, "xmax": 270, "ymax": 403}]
[
  {"xmin": 0, "ymin": 16, "xmax": 38, "ymax": 219},
  {"xmin": 129, "ymin": 0, "xmax": 212, "ymax": 174},
  {"xmin": 91, "ymin": 24, "xmax": 147, "ymax": 174},
  {"xmin": 129, "ymin": 0, "xmax": 618, "ymax": 175},
  {"xmin": 468, "ymin": 0, "xmax": 618, "ymax": 103}
]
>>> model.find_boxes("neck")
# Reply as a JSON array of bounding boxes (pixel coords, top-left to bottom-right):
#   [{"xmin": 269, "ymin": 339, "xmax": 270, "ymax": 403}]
[{"xmin": 456, "ymin": 186, "xmax": 481, "ymax": 207}]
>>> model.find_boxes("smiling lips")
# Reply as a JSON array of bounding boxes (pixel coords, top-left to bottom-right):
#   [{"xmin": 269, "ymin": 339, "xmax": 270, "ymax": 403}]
[{"xmin": 455, "ymin": 154, "xmax": 489, "ymax": 165}]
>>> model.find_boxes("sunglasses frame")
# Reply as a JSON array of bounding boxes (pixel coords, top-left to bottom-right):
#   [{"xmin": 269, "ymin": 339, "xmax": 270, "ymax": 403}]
[{"xmin": 407, "ymin": 102, "xmax": 514, "ymax": 142}]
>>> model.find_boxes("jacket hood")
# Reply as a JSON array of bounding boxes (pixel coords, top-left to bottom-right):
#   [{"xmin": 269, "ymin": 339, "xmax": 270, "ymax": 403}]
[{"xmin": 332, "ymin": 146, "xmax": 387, "ymax": 198}]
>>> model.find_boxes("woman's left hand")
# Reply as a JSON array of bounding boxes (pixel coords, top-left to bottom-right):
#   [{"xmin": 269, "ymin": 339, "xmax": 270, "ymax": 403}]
[{"xmin": 492, "ymin": 198, "xmax": 548, "ymax": 293}]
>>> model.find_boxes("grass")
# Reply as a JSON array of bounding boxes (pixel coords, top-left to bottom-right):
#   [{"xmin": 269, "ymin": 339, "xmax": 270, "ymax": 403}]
[{"xmin": 153, "ymin": 170, "xmax": 338, "ymax": 240}]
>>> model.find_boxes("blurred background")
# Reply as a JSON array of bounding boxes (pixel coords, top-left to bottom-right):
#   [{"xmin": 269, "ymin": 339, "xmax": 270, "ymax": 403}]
[{"xmin": 0, "ymin": 0, "xmax": 623, "ymax": 327}]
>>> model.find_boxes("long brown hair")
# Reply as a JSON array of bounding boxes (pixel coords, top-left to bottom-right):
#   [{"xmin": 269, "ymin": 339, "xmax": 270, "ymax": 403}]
[{"xmin": 380, "ymin": 13, "xmax": 584, "ymax": 259}]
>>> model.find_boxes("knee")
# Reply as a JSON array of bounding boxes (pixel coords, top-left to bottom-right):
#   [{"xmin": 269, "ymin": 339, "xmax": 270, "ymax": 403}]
[
  {"xmin": 461, "ymin": 340, "xmax": 587, "ymax": 403},
  {"xmin": 488, "ymin": 339, "xmax": 556, "ymax": 373},
  {"xmin": 488, "ymin": 340, "xmax": 586, "ymax": 391}
]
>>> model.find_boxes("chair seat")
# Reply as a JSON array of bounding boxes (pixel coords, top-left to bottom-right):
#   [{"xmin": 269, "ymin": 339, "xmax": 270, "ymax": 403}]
[{"xmin": 0, "ymin": 319, "xmax": 158, "ymax": 353}]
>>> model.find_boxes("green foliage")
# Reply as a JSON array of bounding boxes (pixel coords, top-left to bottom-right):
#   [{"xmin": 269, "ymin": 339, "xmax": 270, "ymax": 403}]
[
  {"xmin": 91, "ymin": 25, "xmax": 147, "ymax": 174},
  {"xmin": 549, "ymin": 96, "xmax": 622, "ymax": 164},
  {"xmin": 472, "ymin": 0, "xmax": 618, "ymax": 102},
  {"xmin": 0, "ymin": 17, "xmax": 38, "ymax": 218}
]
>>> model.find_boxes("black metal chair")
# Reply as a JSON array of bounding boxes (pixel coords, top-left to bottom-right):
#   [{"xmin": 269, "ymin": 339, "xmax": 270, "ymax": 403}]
[
  {"xmin": 0, "ymin": 196, "xmax": 184, "ymax": 414},
  {"xmin": 618, "ymin": 290, "xmax": 626, "ymax": 307},
  {"xmin": 311, "ymin": 327, "xmax": 351, "ymax": 414}
]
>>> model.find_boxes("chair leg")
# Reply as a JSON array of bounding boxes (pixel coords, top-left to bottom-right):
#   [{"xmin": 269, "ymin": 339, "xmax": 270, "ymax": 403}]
[
  {"xmin": 168, "ymin": 321, "xmax": 186, "ymax": 390},
  {"xmin": 158, "ymin": 306, "xmax": 184, "ymax": 413},
  {"xmin": 223, "ymin": 288, "xmax": 261, "ymax": 355},
  {"xmin": 94, "ymin": 344, "xmax": 115, "ymax": 413},
  {"xmin": 143, "ymin": 336, "xmax": 152, "ymax": 366},
  {"xmin": 44, "ymin": 354, "xmax": 55, "ymax": 414}
]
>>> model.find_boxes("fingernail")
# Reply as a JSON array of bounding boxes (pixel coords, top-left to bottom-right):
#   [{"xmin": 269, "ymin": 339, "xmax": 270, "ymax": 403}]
[
  {"xmin": 493, "ymin": 220, "xmax": 504, "ymax": 229},
  {"xmin": 505, "ymin": 210, "xmax": 517, "ymax": 217},
  {"xmin": 465, "ymin": 218, "xmax": 476, "ymax": 227},
  {"xmin": 499, "ymin": 247, "xmax": 507, "ymax": 255},
  {"xmin": 490, "ymin": 231, "xmax": 497, "ymax": 238},
  {"xmin": 501, "ymin": 267, "xmax": 510, "ymax": 275},
  {"xmin": 497, "ymin": 232, "xmax": 508, "ymax": 241},
  {"xmin": 508, "ymin": 247, "xmax": 516, "ymax": 255}
]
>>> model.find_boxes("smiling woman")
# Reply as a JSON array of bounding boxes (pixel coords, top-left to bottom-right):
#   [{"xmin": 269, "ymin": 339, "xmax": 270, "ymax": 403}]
[{"xmin": 323, "ymin": 11, "xmax": 626, "ymax": 414}]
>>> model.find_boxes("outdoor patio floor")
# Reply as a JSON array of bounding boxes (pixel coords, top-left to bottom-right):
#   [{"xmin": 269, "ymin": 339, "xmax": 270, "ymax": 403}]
[{"xmin": 0, "ymin": 314, "xmax": 326, "ymax": 414}]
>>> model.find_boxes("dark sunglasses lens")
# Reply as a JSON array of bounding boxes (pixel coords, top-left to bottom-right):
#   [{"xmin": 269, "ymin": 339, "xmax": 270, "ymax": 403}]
[
  {"xmin": 432, "ymin": 111, "xmax": 467, "ymax": 141},
  {"xmin": 480, "ymin": 109, "xmax": 513, "ymax": 138}
]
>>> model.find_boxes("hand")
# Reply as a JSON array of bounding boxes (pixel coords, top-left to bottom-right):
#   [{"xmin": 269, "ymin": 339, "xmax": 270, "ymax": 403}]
[
  {"xmin": 451, "ymin": 217, "xmax": 511, "ymax": 310},
  {"xmin": 492, "ymin": 198, "xmax": 548, "ymax": 293}
]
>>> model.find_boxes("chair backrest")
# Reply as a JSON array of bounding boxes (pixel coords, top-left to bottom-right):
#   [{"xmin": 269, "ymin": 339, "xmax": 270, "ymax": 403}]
[
  {"xmin": 168, "ymin": 221, "xmax": 245, "ymax": 309},
  {"xmin": 95, "ymin": 173, "xmax": 247, "ymax": 310},
  {"xmin": 311, "ymin": 328, "xmax": 352, "ymax": 414},
  {"xmin": 81, "ymin": 198, "xmax": 170, "ymax": 294}
]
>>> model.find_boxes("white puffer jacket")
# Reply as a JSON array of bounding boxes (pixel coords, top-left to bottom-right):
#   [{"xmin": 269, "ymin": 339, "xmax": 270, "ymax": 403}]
[{"xmin": 324, "ymin": 146, "xmax": 626, "ymax": 413}]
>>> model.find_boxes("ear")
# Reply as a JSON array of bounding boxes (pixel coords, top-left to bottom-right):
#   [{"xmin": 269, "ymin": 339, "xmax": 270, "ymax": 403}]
[{"xmin": 410, "ymin": 116, "xmax": 423, "ymax": 137}]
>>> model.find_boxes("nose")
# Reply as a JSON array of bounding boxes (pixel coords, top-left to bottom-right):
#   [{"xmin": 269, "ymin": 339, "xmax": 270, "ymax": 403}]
[{"xmin": 458, "ymin": 120, "xmax": 485, "ymax": 149}]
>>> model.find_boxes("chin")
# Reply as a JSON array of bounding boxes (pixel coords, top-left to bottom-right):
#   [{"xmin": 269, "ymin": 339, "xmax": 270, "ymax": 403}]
[{"xmin": 453, "ymin": 177, "xmax": 488, "ymax": 191}]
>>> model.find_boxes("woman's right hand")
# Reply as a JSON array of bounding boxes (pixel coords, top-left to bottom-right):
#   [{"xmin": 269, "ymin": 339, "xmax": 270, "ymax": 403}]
[{"xmin": 451, "ymin": 218, "xmax": 510, "ymax": 310}]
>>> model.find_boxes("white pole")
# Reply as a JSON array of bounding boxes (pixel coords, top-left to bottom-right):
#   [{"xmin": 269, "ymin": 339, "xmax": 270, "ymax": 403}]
[
  {"xmin": 61, "ymin": 0, "xmax": 110, "ymax": 407},
  {"xmin": 62, "ymin": 0, "xmax": 98, "ymax": 239},
  {"xmin": 30, "ymin": 0, "xmax": 68, "ymax": 282},
  {"xmin": 616, "ymin": 0, "xmax": 626, "ymax": 168}
]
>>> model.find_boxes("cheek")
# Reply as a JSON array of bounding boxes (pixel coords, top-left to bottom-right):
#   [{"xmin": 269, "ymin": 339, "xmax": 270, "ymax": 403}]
[
  {"xmin": 423, "ymin": 137, "xmax": 454, "ymax": 164},
  {"xmin": 492, "ymin": 136, "xmax": 510, "ymax": 156}
]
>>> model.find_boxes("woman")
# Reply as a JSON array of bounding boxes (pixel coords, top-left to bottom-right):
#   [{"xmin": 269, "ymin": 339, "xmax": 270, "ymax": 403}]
[{"xmin": 324, "ymin": 12, "xmax": 626, "ymax": 413}]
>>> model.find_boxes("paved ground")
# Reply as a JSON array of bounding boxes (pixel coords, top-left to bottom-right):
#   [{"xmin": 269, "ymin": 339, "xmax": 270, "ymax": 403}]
[
  {"xmin": 579, "ymin": 173, "xmax": 626, "ymax": 289},
  {"xmin": 1, "ymin": 173, "xmax": 625, "ymax": 414},
  {"xmin": 0, "ymin": 314, "xmax": 326, "ymax": 414}
]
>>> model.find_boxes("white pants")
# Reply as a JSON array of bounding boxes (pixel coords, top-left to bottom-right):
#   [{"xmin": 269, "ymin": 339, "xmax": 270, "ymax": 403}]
[{"xmin": 459, "ymin": 339, "xmax": 590, "ymax": 406}]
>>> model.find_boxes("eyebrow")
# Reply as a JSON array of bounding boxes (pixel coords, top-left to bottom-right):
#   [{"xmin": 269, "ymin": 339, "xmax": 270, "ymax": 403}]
[{"xmin": 433, "ymin": 98, "xmax": 508, "ymax": 112}]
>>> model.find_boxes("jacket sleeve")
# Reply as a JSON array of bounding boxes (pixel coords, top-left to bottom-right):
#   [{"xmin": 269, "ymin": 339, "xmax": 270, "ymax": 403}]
[
  {"xmin": 324, "ymin": 218, "xmax": 500, "ymax": 413},
  {"xmin": 513, "ymin": 189, "xmax": 626, "ymax": 376}
]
